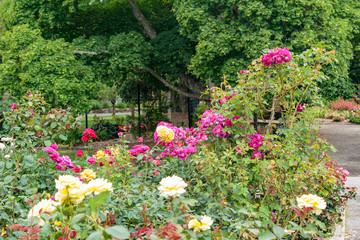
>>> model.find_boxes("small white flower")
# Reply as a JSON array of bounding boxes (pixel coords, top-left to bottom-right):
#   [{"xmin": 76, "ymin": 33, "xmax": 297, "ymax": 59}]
[
  {"xmin": 1, "ymin": 137, "xmax": 13, "ymax": 142},
  {"xmin": 4, "ymin": 155, "xmax": 10, "ymax": 159},
  {"xmin": 0, "ymin": 143, "xmax": 6, "ymax": 151},
  {"xmin": 158, "ymin": 175, "xmax": 187, "ymax": 198}
]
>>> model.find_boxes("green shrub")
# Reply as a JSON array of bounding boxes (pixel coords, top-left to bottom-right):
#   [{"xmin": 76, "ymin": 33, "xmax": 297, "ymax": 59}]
[
  {"xmin": 89, "ymin": 99, "xmax": 104, "ymax": 110},
  {"xmin": 350, "ymin": 116, "xmax": 360, "ymax": 124},
  {"xmin": 115, "ymin": 102, "xmax": 129, "ymax": 109},
  {"xmin": 90, "ymin": 119, "xmax": 119, "ymax": 140}
]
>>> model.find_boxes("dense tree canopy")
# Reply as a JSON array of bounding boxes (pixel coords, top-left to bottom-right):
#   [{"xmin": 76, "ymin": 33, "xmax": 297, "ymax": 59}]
[
  {"xmin": 0, "ymin": 25, "xmax": 97, "ymax": 113},
  {"xmin": 1, "ymin": 0, "xmax": 360, "ymax": 102}
]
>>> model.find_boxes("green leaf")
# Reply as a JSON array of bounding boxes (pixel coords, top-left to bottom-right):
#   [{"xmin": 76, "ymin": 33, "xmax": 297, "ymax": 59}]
[
  {"xmin": 50, "ymin": 122, "xmax": 57, "ymax": 128},
  {"xmin": 70, "ymin": 213, "xmax": 85, "ymax": 225},
  {"xmin": 248, "ymin": 228, "xmax": 260, "ymax": 236},
  {"xmin": 258, "ymin": 231, "xmax": 276, "ymax": 240},
  {"xmin": 59, "ymin": 134, "xmax": 67, "ymax": 140},
  {"xmin": 273, "ymin": 225, "xmax": 285, "ymax": 238},
  {"xmin": 44, "ymin": 140, "xmax": 52, "ymax": 147},
  {"xmin": 4, "ymin": 175, "xmax": 15, "ymax": 184},
  {"xmin": 87, "ymin": 231, "xmax": 103, "ymax": 240},
  {"xmin": 104, "ymin": 226, "xmax": 130, "ymax": 239}
]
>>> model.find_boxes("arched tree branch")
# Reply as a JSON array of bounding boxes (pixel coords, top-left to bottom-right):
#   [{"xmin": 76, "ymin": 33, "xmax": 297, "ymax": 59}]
[
  {"xmin": 137, "ymin": 68, "xmax": 210, "ymax": 101},
  {"xmin": 126, "ymin": 0, "xmax": 157, "ymax": 39}
]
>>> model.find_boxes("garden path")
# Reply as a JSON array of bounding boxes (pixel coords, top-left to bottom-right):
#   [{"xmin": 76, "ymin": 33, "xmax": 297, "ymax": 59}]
[{"xmin": 318, "ymin": 124, "xmax": 360, "ymax": 240}]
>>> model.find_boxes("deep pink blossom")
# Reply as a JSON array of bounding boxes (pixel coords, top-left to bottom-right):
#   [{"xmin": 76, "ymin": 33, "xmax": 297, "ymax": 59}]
[
  {"xmin": 87, "ymin": 157, "xmax": 96, "ymax": 165},
  {"xmin": 261, "ymin": 47, "xmax": 291, "ymax": 66},
  {"xmin": 11, "ymin": 104, "xmax": 17, "ymax": 110},
  {"xmin": 297, "ymin": 104, "xmax": 304, "ymax": 112}
]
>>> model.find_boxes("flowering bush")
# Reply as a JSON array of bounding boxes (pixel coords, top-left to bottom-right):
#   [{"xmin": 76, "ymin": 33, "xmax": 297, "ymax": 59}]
[
  {"xmin": 0, "ymin": 92, "xmax": 81, "ymax": 231},
  {"xmin": 2, "ymin": 48, "xmax": 356, "ymax": 239},
  {"xmin": 330, "ymin": 98, "xmax": 360, "ymax": 111}
]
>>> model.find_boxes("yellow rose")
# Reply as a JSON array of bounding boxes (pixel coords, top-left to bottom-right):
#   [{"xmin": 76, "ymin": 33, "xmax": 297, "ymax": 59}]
[
  {"xmin": 86, "ymin": 178, "xmax": 113, "ymax": 195},
  {"xmin": 297, "ymin": 194, "xmax": 326, "ymax": 215},
  {"xmin": 158, "ymin": 175, "xmax": 187, "ymax": 198},
  {"xmin": 81, "ymin": 169, "xmax": 96, "ymax": 181},
  {"xmin": 55, "ymin": 175, "xmax": 86, "ymax": 204},
  {"xmin": 156, "ymin": 126, "xmax": 174, "ymax": 143},
  {"xmin": 96, "ymin": 150, "xmax": 106, "ymax": 160},
  {"xmin": 188, "ymin": 215, "xmax": 213, "ymax": 232}
]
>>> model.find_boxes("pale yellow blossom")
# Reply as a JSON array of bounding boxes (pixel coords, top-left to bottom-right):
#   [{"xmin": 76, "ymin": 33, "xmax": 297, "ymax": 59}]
[
  {"xmin": 297, "ymin": 194, "xmax": 326, "ymax": 215},
  {"xmin": 188, "ymin": 215, "xmax": 213, "ymax": 232},
  {"xmin": 158, "ymin": 175, "xmax": 187, "ymax": 198}
]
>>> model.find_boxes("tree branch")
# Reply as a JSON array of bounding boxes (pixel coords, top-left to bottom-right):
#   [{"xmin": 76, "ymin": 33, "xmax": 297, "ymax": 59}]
[
  {"xmin": 126, "ymin": 0, "xmax": 157, "ymax": 39},
  {"xmin": 138, "ymin": 68, "xmax": 210, "ymax": 101},
  {"xmin": 73, "ymin": 50, "xmax": 108, "ymax": 55}
]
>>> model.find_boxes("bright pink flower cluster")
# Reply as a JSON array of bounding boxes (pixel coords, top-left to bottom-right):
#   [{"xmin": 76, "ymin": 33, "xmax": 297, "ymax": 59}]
[
  {"xmin": 247, "ymin": 133, "xmax": 264, "ymax": 159},
  {"xmin": 11, "ymin": 104, "xmax": 17, "ymax": 110},
  {"xmin": 81, "ymin": 128, "xmax": 97, "ymax": 142},
  {"xmin": 129, "ymin": 145, "xmax": 150, "ymax": 158},
  {"xmin": 43, "ymin": 143, "xmax": 74, "ymax": 170},
  {"xmin": 240, "ymin": 69, "xmax": 249, "ymax": 74},
  {"xmin": 154, "ymin": 122, "xmax": 206, "ymax": 160},
  {"xmin": 261, "ymin": 47, "xmax": 291, "ymax": 66}
]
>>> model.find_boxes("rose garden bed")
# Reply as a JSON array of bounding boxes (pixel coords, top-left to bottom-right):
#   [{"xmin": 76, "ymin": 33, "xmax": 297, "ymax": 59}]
[{"xmin": 0, "ymin": 47, "xmax": 356, "ymax": 240}]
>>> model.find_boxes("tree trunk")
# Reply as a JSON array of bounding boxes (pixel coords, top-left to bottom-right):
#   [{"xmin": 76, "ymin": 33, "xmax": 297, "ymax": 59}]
[
  {"xmin": 111, "ymin": 100, "xmax": 116, "ymax": 115},
  {"xmin": 130, "ymin": 104, "xmax": 135, "ymax": 118}
]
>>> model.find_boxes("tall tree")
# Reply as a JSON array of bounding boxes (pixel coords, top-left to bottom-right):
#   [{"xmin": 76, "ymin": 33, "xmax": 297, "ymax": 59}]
[
  {"xmin": 0, "ymin": 25, "xmax": 98, "ymax": 113},
  {"xmin": 1, "ymin": 0, "xmax": 360, "ymax": 100}
]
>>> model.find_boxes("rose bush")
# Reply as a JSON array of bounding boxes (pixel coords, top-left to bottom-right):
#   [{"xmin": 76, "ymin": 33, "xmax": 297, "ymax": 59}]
[{"xmin": 1, "ymin": 47, "xmax": 357, "ymax": 239}]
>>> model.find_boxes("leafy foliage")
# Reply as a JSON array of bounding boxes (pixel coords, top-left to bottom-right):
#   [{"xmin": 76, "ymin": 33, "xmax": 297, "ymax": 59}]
[
  {"xmin": 0, "ymin": 25, "xmax": 98, "ymax": 113},
  {"xmin": 2, "ymin": 0, "xmax": 359, "ymax": 101}
]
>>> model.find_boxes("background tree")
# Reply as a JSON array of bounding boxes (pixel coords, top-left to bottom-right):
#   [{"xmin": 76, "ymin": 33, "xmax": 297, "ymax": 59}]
[
  {"xmin": 0, "ymin": 25, "xmax": 98, "ymax": 113},
  {"xmin": 99, "ymin": 85, "xmax": 118, "ymax": 115},
  {"xmin": 1, "ymin": 0, "xmax": 360, "ymax": 101}
]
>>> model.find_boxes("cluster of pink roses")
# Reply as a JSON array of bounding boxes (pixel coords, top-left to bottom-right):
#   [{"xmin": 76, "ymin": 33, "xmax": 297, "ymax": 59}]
[
  {"xmin": 261, "ymin": 47, "xmax": 291, "ymax": 66},
  {"xmin": 247, "ymin": 133, "xmax": 265, "ymax": 159},
  {"xmin": 336, "ymin": 167, "xmax": 350, "ymax": 182},
  {"xmin": 197, "ymin": 110, "xmax": 232, "ymax": 139},
  {"xmin": 129, "ymin": 145, "xmax": 150, "ymax": 158},
  {"xmin": 43, "ymin": 143, "xmax": 74, "ymax": 170}
]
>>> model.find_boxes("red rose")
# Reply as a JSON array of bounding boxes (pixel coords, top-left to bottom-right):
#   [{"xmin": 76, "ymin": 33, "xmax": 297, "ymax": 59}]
[
  {"xmin": 81, "ymin": 136, "xmax": 89, "ymax": 142},
  {"xmin": 74, "ymin": 166, "xmax": 82, "ymax": 173},
  {"xmin": 76, "ymin": 150, "xmax": 83, "ymax": 157}
]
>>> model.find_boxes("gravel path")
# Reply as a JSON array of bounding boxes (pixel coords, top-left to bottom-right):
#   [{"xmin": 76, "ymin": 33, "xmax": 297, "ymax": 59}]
[{"xmin": 318, "ymin": 123, "xmax": 360, "ymax": 239}]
